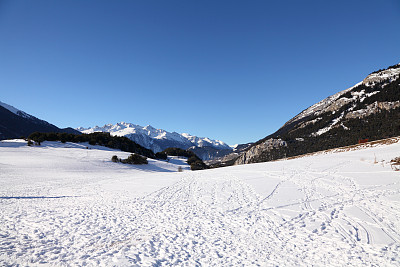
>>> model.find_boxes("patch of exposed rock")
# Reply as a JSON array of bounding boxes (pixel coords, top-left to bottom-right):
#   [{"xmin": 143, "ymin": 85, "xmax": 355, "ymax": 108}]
[
  {"xmin": 234, "ymin": 138, "xmax": 287, "ymax": 165},
  {"xmin": 363, "ymin": 66, "xmax": 400, "ymax": 87},
  {"xmin": 345, "ymin": 101, "xmax": 400, "ymax": 119}
]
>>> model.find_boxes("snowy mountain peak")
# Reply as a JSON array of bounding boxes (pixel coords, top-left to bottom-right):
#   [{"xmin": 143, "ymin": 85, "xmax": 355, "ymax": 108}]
[
  {"xmin": 144, "ymin": 125, "xmax": 156, "ymax": 131},
  {"xmin": 181, "ymin": 133, "xmax": 229, "ymax": 149},
  {"xmin": 77, "ymin": 122, "xmax": 232, "ymax": 159},
  {"xmin": 0, "ymin": 100, "xmax": 34, "ymax": 119}
]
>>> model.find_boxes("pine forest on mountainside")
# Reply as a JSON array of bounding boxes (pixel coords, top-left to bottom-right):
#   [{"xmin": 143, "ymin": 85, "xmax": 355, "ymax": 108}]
[{"xmin": 230, "ymin": 65, "xmax": 400, "ymax": 165}]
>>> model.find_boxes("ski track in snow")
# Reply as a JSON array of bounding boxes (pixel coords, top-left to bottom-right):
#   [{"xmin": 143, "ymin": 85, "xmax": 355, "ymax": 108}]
[{"xmin": 1, "ymin": 140, "xmax": 400, "ymax": 266}]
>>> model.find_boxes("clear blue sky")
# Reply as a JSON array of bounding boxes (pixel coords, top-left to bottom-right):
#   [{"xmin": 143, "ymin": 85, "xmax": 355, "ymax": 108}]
[{"xmin": 1, "ymin": 0, "xmax": 399, "ymax": 145}]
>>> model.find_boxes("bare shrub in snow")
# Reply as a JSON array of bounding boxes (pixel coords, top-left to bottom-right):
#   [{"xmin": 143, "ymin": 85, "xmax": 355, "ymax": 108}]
[
  {"xmin": 121, "ymin": 154, "xmax": 148, "ymax": 165},
  {"xmin": 111, "ymin": 155, "xmax": 119, "ymax": 163},
  {"xmin": 391, "ymin": 157, "xmax": 400, "ymax": 171}
]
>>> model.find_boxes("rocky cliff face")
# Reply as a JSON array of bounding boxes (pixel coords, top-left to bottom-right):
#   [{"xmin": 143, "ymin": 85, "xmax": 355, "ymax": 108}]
[
  {"xmin": 235, "ymin": 139, "xmax": 286, "ymax": 165},
  {"xmin": 362, "ymin": 66, "xmax": 400, "ymax": 86},
  {"xmin": 233, "ymin": 63, "xmax": 400, "ymax": 165},
  {"xmin": 205, "ymin": 143, "xmax": 252, "ymax": 167}
]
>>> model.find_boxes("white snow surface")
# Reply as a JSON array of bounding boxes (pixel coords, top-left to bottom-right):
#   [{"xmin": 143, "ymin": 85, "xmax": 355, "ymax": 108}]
[
  {"xmin": 1, "ymin": 139, "xmax": 400, "ymax": 266},
  {"xmin": 77, "ymin": 122, "xmax": 231, "ymax": 150}
]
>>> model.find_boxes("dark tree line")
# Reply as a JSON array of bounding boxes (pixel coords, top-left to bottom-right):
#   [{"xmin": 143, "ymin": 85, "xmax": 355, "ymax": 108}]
[
  {"xmin": 28, "ymin": 132, "xmax": 157, "ymax": 159},
  {"xmin": 369, "ymin": 63, "xmax": 400, "ymax": 75},
  {"xmin": 111, "ymin": 154, "xmax": 148, "ymax": 165},
  {"xmin": 162, "ymin": 147, "xmax": 208, "ymax": 170},
  {"xmin": 245, "ymin": 106, "xmax": 400, "ymax": 164},
  {"xmin": 27, "ymin": 132, "xmax": 208, "ymax": 170}
]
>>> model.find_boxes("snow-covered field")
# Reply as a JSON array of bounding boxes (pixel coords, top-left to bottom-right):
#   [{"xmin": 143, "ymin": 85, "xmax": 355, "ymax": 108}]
[{"xmin": 1, "ymin": 139, "xmax": 400, "ymax": 266}]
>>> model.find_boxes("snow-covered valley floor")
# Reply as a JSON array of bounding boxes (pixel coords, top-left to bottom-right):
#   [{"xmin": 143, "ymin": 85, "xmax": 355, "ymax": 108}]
[{"xmin": 1, "ymin": 139, "xmax": 400, "ymax": 266}]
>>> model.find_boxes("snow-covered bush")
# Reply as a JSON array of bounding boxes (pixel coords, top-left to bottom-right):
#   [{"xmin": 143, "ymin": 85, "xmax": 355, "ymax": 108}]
[{"xmin": 391, "ymin": 157, "xmax": 400, "ymax": 164}]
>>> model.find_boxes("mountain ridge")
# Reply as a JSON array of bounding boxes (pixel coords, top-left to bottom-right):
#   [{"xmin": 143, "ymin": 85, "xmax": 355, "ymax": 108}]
[
  {"xmin": 0, "ymin": 101, "xmax": 79, "ymax": 140},
  {"xmin": 77, "ymin": 122, "xmax": 233, "ymax": 160},
  {"xmin": 231, "ymin": 62, "xmax": 400, "ymax": 165}
]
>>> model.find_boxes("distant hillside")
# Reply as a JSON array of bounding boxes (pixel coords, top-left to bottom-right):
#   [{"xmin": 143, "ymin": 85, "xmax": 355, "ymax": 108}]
[
  {"xmin": 233, "ymin": 62, "xmax": 400, "ymax": 165},
  {"xmin": 0, "ymin": 101, "xmax": 79, "ymax": 140}
]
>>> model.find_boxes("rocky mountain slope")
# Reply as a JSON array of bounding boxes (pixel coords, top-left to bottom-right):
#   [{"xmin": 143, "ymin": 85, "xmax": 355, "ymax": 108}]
[
  {"xmin": 0, "ymin": 101, "xmax": 79, "ymax": 140},
  {"xmin": 77, "ymin": 122, "xmax": 232, "ymax": 160},
  {"xmin": 205, "ymin": 143, "xmax": 252, "ymax": 167},
  {"xmin": 234, "ymin": 63, "xmax": 400, "ymax": 165}
]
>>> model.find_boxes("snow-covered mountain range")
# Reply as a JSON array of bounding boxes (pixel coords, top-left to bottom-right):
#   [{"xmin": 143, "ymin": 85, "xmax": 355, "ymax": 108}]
[{"xmin": 77, "ymin": 122, "xmax": 233, "ymax": 160}]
